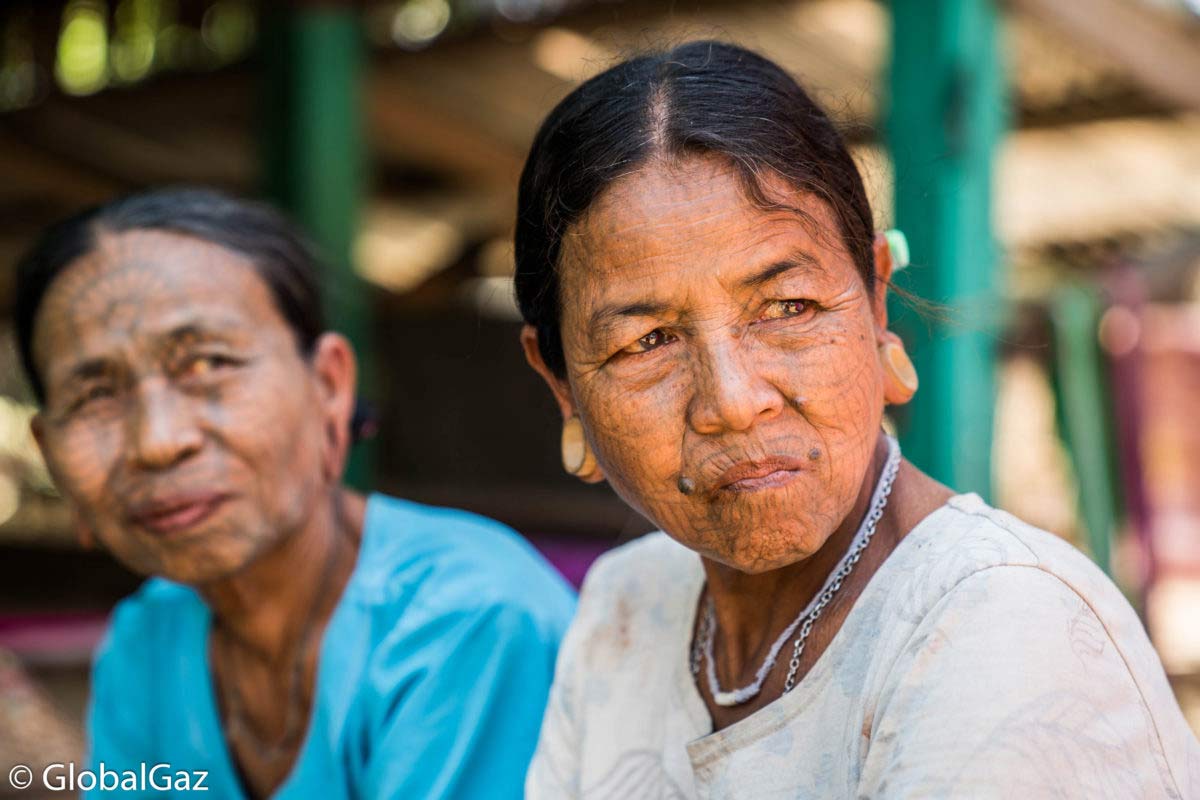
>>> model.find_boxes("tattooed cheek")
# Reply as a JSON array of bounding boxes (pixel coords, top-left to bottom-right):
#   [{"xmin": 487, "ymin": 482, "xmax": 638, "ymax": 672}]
[{"xmin": 198, "ymin": 382, "xmax": 226, "ymax": 409}]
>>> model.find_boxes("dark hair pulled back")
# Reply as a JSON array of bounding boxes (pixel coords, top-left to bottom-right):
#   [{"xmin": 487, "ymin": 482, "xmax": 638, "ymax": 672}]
[{"xmin": 514, "ymin": 40, "xmax": 875, "ymax": 377}]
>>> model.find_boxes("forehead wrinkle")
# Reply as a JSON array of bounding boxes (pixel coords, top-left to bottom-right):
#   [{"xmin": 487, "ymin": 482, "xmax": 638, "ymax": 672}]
[
  {"xmin": 571, "ymin": 185, "xmax": 825, "ymax": 278},
  {"xmin": 35, "ymin": 229, "xmax": 285, "ymax": 387},
  {"xmin": 572, "ymin": 188, "xmax": 756, "ymax": 265},
  {"xmin": 580, "ymin": 193, "xmax": 749, "ymax": 243},
  {"xmin": 569, "ymin": 221, "xmax": 823, "ymax": 332},
  {"xmin": 564, "ymin": 218, "xmax": 794, "ymax": 314},
  {"xmin": 152, "ymin": 307, "xmax": 264, "ymax": 342}
]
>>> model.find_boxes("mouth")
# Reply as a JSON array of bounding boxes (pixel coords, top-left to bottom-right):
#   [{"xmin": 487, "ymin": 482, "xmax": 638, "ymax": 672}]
[
  {"xmin": 128, "ymin": 492, "xmax": 232, "ymax": 537},
  {"xmin": 713, "ymin": 456, "xmax": 808, "ymax": 494}
]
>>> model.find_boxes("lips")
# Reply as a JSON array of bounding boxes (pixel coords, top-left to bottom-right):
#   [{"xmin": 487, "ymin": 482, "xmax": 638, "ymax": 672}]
[
  {"xmin": 713, "ymin": 455, "xmax": 808, "ymax": 493},
  {"xmin": 128, "ymin": 492, "xmax": 231, "ymax": 536}
]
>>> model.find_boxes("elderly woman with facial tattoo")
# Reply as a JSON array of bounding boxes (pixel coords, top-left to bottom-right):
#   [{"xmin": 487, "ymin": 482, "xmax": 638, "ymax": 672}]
[
  {"xmin": 517, "ymin": 42, "xmax": 1199, "ymax": 799},
  {"xmin": 16, "ymin": 188, "xmax": 575, "ymax": 799}
]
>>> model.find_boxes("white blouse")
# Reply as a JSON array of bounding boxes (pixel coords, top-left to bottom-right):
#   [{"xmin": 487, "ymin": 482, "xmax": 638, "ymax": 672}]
[{"xmin": 527, "ymin": 494, "xmax": 1200, "ymax": 799}]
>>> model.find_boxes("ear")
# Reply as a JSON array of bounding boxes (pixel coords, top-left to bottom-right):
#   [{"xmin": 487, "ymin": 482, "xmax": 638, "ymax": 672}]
[
  {"xmin": 871, "ymin": 232, "xmax": 894, "ymax": 332},
  {"xmin": 310, "ymin": 333, "xmax": 357, "ymax": 483},
  {"xmin": 521, "ymin": 327, "xmax": 608, "ymax": 484},
  {"xmin": 520, "ymin": 325, "xmax": 577, "ymax": 421}
]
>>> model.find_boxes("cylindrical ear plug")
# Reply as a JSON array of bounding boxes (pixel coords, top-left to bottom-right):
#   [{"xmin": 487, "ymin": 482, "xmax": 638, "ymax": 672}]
[
  {"xmin": 880, "ymin": 336, "xmax": 918, "ymax": 405},
  {"xmin": 884, "ymin": 229, "xmax": 910, "ymax": 271},
  {"xmin": 561, "ymin": 416, "xmax": 603, "ymax": 482}
]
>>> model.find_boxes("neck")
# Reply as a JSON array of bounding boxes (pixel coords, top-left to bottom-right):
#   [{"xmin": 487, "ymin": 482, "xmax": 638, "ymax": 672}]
[
  {"xmin": 700, "ymin": 435, "xmax": 890, "ymax": 679},
  {"xmin": 199, "ymin": 488, "xmax": 366, "ymax": 665}
]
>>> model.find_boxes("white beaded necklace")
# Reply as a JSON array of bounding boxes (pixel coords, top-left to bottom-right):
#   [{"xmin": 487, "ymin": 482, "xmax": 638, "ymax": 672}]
[{"xmin": 691, "ymin": 436, "xmax": 901, "ymax": 706}]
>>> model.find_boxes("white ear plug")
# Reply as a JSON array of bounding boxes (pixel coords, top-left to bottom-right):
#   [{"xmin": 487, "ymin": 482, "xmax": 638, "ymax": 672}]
[{"xmin": 884, "ymin": 229, "xmax": 909, "ymax": 271}]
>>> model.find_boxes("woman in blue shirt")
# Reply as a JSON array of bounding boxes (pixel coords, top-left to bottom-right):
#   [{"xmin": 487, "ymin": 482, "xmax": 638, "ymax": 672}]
[{"xmin": 15, "ymin": 187, "xmax": 576, "ymax": 798}]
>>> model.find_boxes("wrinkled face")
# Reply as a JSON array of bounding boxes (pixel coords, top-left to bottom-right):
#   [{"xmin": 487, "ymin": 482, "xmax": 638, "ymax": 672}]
[
  {"xmin": 32, "ymin": 230, "xmax": 333, "ymax": 584},
  {"xmin": 550, "ymin": 156, "xmax": 887, "ymax": 573}
]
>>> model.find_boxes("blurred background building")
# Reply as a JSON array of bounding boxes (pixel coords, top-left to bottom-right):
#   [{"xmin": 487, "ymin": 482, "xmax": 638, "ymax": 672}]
[{"xmin": 0, "ymin": 0, "xmax": 1198, "ymax": 781}]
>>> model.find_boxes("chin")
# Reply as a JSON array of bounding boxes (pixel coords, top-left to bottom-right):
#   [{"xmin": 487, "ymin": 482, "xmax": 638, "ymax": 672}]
[
  {"xmin": 122, "ymin": 524, "xmax": 271, "ymax": 586},
  {"xmin": 165, "ymin": 550, "xmax": 258, "ymax": 585},
  {"xmin": 702, "ymin": 525, "xmax": 831, "ymax": 574}
]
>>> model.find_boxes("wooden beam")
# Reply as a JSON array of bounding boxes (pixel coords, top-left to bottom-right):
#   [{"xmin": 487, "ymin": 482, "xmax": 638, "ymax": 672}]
[
  {"xmin": 1010, "ymin": 0, "xmax": 1200, "ymax": 112},
  {"xmin": 367, "ymin": 70, "xmax": 527, "ymax": 189}
]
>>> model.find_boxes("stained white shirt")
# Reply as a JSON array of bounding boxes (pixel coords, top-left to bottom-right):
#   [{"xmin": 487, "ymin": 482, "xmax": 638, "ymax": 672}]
[{"xmin": 527, "ymin": 494, "xmax": 1200, "ymax": 799}]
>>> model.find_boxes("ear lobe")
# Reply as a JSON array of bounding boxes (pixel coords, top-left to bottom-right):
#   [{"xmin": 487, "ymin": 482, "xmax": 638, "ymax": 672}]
[
  {"xmin": 878, "ymin": 331, "xmax": 918, "ymax": 406},
  {"xmin": 312, "ymin": 333, "xmax": 356, "ymax": 402},
  {"xmin": 579, "ymin": 466, "xmax": 607, "ymax": 484},
  {"xmin": 520, "ymin": 325, "xmax": 577, "ymax": 420},
  {"xmin": 560, "ymin": 415, "xmax": 607, "ymax": 484},
  {"xmin": 311, "ymin": 333, "xmax": 357, "ymax": 482},
  {"xmin": 323, "ymin": 417, "xmax": 346, "ymax": 482}
]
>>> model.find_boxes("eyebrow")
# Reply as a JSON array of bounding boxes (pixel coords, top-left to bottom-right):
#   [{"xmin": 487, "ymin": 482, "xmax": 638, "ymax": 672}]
[
  {"xmin": 65, "ymin": 358, "xmax": 113, "ymax": 384},
  {"xmin": 737, "ymin": 251, "xmax": 821, "ymax": 291}
]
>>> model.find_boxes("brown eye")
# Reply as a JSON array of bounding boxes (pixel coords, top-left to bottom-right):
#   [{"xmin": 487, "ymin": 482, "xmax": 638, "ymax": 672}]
[
  {"xmin": 180, "ymin": 354, "xmax": 238, "ymax": 379},
  {"xmin": 762, "ymin": 299, "xmax": 811, "ymax": 321},
  {"xmin": 71, "ymin": 384, "xmax": 115, "ymax": 412},
  {"xmin": 625, "ymin": 329, "xmax": 675, "ymax": 354},
  {"xmin": 186, "ymin": 357, "xmax": 214, "ymax": 377}
]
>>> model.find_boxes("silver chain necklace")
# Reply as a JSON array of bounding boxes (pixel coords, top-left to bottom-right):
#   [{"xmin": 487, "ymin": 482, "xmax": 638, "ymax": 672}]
[{"xmin": 691, "ymin": 436, "xmax": 901, "ymax": 706}]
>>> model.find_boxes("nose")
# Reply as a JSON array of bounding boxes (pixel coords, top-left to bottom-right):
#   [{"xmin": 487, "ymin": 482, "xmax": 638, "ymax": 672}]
[
  {"xmin": 127, "ymin": 379, "xmax": 203, "ymax": 470},
  {"xmin": 687, "ymin": 337, "xmax": 784, "ymax": 435}
]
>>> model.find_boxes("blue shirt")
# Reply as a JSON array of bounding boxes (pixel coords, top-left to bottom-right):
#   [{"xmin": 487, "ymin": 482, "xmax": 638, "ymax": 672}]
[{"xmin": 84, "ymin": 494, "xmax": 577, "ymax": 798}]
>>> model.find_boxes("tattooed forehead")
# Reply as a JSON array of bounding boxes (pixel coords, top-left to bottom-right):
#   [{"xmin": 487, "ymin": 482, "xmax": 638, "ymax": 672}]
[{"xmin": 32, "ymin": 229, "xmax": 277, "ymax": 381}]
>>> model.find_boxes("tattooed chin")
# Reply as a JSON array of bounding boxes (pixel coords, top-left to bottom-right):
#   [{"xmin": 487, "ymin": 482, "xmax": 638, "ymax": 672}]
[{"xmin": 118, "ymin": 511, "xmax": 269, "ymax": 583}]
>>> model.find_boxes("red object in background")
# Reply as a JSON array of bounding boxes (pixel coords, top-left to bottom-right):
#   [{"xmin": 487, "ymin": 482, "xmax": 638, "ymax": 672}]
[{"xmin": 0, "ymin": 613, "xmax": 109, "ymax": 667}]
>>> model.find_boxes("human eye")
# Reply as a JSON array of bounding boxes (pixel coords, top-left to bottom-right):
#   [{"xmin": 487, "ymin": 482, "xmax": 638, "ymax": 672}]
[
  {"xmin": 68, "ymin": 383, "xmax": 116, "ymax": 413},
  {"xmin": 759, "ymin": 299, "xmax": 814, "ymax": 322},
  {"xmin": 178, "ymin": 352, "xmax": 242, "ymax": 380},
  {"xmin": 621, "ymin": 328, "xmax": 677, "ymax": 355}
]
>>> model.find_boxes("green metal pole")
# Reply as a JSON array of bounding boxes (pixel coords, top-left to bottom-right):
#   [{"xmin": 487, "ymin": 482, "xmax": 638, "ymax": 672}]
[
  {"xmin": 1050, "ymin": 284, "xmax": 1119, "ymax": 574},
  {"xmin": 886, "ymin": 0, "xmax": 1005, "ymax": 498},
  {"xmin": 261, "ymin": 4, "xmax": 374, "ymax": 489}
]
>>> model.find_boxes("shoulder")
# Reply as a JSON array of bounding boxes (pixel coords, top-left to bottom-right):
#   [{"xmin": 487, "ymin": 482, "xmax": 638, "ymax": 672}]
[
  {"xmin": 576, "ymin": 531, "xmax": 700, "ymax": 610},
  {"xmin": 555, "ymin": 532, "xmax": 701, "ymax": 674},
  {"xmin": 98, "ymin": 578, "xmax": 203, "ymax": 654},
  {"xmin": 90, "ymin": 578, "xmax": 203, "ymax": 699},
  {"xmin": 877, "ymin": 496, "xmax": 1198, "ymax": 791},
  {"xmin": 349, "ymin": 494, "xmax": 576, "ymax": 640},
  {"xmin": 885, "ymin": 493, "xmax": 1126, "ymax": 628}
]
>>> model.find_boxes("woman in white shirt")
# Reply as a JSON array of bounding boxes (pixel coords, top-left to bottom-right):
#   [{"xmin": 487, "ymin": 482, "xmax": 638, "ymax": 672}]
[{"xmin": 514, "ymin": 40, "xmax": 1199, "ymax": 798}]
